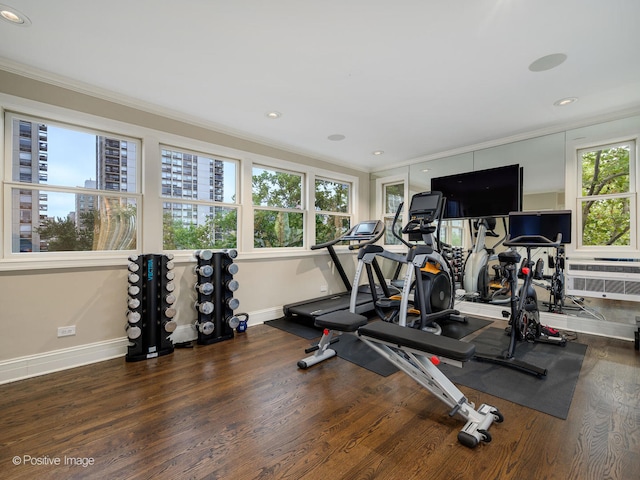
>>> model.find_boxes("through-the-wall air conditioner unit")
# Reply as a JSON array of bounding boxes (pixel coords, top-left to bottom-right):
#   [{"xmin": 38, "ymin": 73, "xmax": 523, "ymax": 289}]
[{"xmin": 566, "ymin": 259, "xmax": 640, "ymax": 302}]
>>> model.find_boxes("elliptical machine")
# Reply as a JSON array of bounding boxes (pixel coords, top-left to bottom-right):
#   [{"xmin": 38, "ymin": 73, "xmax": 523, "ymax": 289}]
[
  {"xmin": 369, "ymin": 191, "xmax": 466, "ymax": 333},
  {"xmin": 462, "ymin": 217, "xmax": 506, "ymax": 302}
]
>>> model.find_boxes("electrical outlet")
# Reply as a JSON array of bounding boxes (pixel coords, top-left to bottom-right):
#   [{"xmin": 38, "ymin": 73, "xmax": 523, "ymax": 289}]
[
  {"xmin": 57, "ymin": 326, "xmax": 76, "ymax": 337},
  {"xmin": 320, "ymin": 284, "xmax": 328, "ymax": 293}
]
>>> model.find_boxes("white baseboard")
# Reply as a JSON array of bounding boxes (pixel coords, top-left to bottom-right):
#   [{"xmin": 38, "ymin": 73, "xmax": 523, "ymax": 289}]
[
  {"xmin": 0, "ymin": 307, "xmax": 285, "ymax": 386},
  {"xmin": 0, "ymin": 338, "xmax": 128, "ymax": 386},
  {"xmin": 455, "ymin": 300, "xmax": 636, "ymax": 341}
]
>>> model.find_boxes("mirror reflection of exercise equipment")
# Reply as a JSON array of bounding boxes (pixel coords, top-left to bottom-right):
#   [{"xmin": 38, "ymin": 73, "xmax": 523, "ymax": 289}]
[
  {"xmin": 462, "ymin": 217, "xmax": 508, "ymax": 302},
  {"xmin": 474, "ymin": 211, "xmax": 571, "ymax": 377},
  {"xmin": 125, "ymin": 254, "xmax": 176, "ymax": 362},
  {"xmin": 370, "ymin": 191, "xmax": 466, "ymax": 334},
  {"xmin": 432, "ymin": 164, "xmax": 523, "ymax": 301}
]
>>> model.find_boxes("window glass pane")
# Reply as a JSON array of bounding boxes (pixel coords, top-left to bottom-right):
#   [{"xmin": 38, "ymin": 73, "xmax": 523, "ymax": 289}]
[
  {"xmin": 581, "ymin": 144, "xmax": 630, "ymax": 196},
  {"xmin": 384, "ymin": 183, "xmax": 404, "ymax": 244},
  {"xmin": 254, "ymin": 210, "xmax": 303, "ymax": 247},
  {"xmin": 315, "ymin": 214, "xmax": 350, "ymax": 244},
  {"xmin": 12, "ymin": 188, "xmax": 137, "ymax": 252},
  {"xmin": 252, "ymin": 167, "xmax": 302, "ymax": 208},
  {"xmin": 12, "ymin": 119, "xmax": 137, "ymax": 193},
  {"xmin": 440, "ymin": 219, "xmax": 464, "ymax": 247},
  {"xmin": 385, "ymin": 183, "xmax": 404, "ymax": 215},
  {"xmin": 161, "ymin": 148, "xmax": 237, "ymax": 202},
  {"xmin": 581, "ymin": 197, "xmax": 631, "ymax": 246},
  {"xmin": 163, "ymin": 204, "xmax": 237, "ymax": 250},
  {"xmin": 315, "ymin": 179, "xmax": 349, "ymax": 213}
]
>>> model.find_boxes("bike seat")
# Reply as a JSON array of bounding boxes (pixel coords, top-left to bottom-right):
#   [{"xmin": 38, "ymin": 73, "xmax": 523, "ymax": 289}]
[{"xmin": 498, "ymin": 250, "xmax": 521, "ymax": 265}]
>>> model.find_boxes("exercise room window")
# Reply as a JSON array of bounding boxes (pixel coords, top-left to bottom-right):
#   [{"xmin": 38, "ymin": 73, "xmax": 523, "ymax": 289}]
[
  {"xmin": 383, "ymin": 182, "xmax": 404, "ymax": 245},
  {"xmin": 577, "ymin": 140, "xmax": 637, "ymax": 250},
  {"xmin": 252, "ymin": 165, "xmax": 304, "ymax": 248},
  {"xmin": 161, "ymin": 146, "xmax": 239, "ymax": 250},
  {"xmin": 5, "ymin": 114, "xmax": 140, "ymax": 254},
  {"xmin": 314, "ymin": 177, "xmax": 351, "ymax": 244}
]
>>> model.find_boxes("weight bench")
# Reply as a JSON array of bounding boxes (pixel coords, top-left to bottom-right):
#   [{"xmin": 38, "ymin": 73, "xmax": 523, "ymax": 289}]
[{"xmin": 299, "ymin": 310, "xmax": 502, "ymax": 448}]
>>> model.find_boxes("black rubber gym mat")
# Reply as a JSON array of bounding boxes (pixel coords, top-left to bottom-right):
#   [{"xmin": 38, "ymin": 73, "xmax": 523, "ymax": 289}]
[
  {"xmin": 439, "ymin": 327, "xmax": 588, "ymax": 419},
  {"xmin": 265, "ymin": 316, "xmax": 321, "ymax": 340}
]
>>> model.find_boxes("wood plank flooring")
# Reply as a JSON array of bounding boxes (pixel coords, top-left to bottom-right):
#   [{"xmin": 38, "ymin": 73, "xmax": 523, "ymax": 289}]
[{"xmin": 1, "ymin": 321, "xmax": 638, "ymax": 480}]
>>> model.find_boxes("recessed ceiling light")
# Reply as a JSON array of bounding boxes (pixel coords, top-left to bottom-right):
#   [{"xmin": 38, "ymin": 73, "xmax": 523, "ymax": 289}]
[
  {"xmin": 266, "ymin": 111, "xmax": 281, "ymax": 119},
  {"xmin": 529, "ymin": 53, "xmax": 567, "ymax": 72},
  {"xmin": 372, "ymin": 150, "xmax": 384, "ymax": 156},
  {"xmin": 0, "ymin": 4, "xmax": 31, "ymax": 26},
  {"xmin": 327, "ymin": 134, "xmax": 345, "ymax": 141},
  {"xmin": 554, "ymin": 97, "xmax": 578, "ymax": 107},
  {"xmin": 422, "ymin": 168, "xmax": 430, "ymax": 173}
]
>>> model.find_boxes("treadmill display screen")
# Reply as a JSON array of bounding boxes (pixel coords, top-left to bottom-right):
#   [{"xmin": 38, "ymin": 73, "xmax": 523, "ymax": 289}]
[{"xmin": 354, "ymin": 221, "xmax": 377, "ymax": 235}]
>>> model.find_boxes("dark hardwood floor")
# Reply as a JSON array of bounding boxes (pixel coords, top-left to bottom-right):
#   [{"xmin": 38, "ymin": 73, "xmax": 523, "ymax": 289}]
[{"xmin": 1, "ymin": 320, "xmax": 638, "ymax": 480}]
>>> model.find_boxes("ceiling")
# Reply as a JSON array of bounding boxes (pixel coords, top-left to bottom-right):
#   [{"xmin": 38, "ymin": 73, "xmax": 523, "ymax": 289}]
[{"xmin": 1, "ymin": 0, "xmax": 639, "ymax": 172}]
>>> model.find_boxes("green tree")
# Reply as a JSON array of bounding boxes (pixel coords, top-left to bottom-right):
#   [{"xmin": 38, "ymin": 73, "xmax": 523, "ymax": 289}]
[
  {"xmin": 163, "ymin": 208, "xmax": 237, "ymax": 250},
  {"xmin": 581, "ymin": 146, "xmax": 630, "ymax": 246},
  {"xmin": 315, "ymin": 179, "xmax": 350, "ymax": 244},
  {"xmin": 252, "ymin": 169, "xmax": 303, "ymax": 247},
  {"xmin": 37, "ymin": 212, "xmax": 94, "ymax": 251}
]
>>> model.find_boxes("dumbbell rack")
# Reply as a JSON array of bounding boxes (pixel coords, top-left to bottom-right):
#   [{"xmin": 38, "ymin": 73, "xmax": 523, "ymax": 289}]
[
  {"xmin": 125, "ymin": 254, "xmax": 177, "ymax": 362},
  {"xmin": 194, "ymin": 249, "xmax": 241, "ymax": 345}
]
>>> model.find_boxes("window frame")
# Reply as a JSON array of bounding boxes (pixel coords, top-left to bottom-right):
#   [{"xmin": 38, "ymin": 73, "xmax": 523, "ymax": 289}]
[
  {"xmin": 159, "ymin": 143, "xmax": 240, "ymax": 252},
  {"xmin": 0, "ymin": 95, "xmax": 363, "ymax": 269},
  {"xmin": 376, "ymin": 174, "xmax": 408, "ymax": 248},
  {"xmin": 566, "ymin": 132, "xmax": 640, "ymax": 258},
  {"xmin": 251, "ymin": 163, "xmax": 305, "ymax": 250},
  {"xmin": 2, "ymin": 110, "xmax": 142, "ymax": 264},
  {"xmin": 313, "ymin": 175, "xmax": 353, "ymax": 246}
]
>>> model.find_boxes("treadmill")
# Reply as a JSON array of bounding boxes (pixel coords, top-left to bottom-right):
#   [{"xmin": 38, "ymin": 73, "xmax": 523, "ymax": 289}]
[{"xmin": 283, "ymin": 220, "xmax": 390, "ymax": 320}]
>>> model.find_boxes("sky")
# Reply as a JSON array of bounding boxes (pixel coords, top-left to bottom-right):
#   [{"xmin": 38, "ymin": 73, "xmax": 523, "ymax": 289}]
[
  {"xmin": 46, "ymin": 125, "xmax": 97, "ymax": 218},
  {"xmin": 44, "ymin": 125, "xmax": 237, "ymax": 218}
]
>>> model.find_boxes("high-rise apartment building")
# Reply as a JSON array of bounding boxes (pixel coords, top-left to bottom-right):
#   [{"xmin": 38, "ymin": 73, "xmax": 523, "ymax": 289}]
[
  {"xmin": 161, "ymin": 149, "xmax": 225, "ymax": 227},
  {"xmin": 96, "ymin": 137, "xmax": 136, "ymax": 193},
  {"xmin": 11, "ymin": 119, "xmax": 48, "ymax": 252}
]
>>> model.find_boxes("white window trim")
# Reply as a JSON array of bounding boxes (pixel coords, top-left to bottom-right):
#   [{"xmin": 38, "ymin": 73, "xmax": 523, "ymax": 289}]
[
  {"xmin": 0, "ymin": 93, "xmax": 363, "ymax": 268},
  {"xmin": 310, "ymin": 173, "xmax": 354, "ymax": 248},
  {"xmin": 376, "ymin": 173, "xmax": 409, "ymax": 251},
  {"xmin": 2, "ymin": 109, "xmax": 143, "ymax": 267},
  {"xmin": 158, "ymin": 142, "xmax": 241, "ymax": 255},
  {"xmin": 565, "ymin": 132, "xmax": 640, "ymax": 259}
]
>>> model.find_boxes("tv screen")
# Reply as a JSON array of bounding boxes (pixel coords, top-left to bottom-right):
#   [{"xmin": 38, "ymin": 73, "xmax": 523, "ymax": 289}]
[
  {"xmin": 508, "ymin": 210, "xmax": 572, "ymax": 244},
  {"xmin": 430, "ymin": 164, "xmax": 522, "ymax": 219}
]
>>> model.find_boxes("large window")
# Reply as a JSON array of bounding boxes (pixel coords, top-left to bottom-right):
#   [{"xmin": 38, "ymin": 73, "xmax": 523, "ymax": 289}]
[
  {"xmin": 577, "ymin": 141, "xmax": 636, "ymax": 249},
  {"xmin": 252, "ymin": 166, "xmax": 304, "ymax": 248},
  {"xmin": 161, "ymin": 147, "xmax": 238, "ymax": 250},
  {"xmin": 314, "ymin": 178, "xmax": 351, "ymax": 245},
  {"xmin": 5, "ymin": 115, "xmax": 140, "ymax": 254}
]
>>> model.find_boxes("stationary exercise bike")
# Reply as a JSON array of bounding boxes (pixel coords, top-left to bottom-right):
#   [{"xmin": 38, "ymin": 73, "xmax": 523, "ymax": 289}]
[
  {"xmin": 474, "ymin": 215, "xmax": 567, "ymax": 377},
  {"xmin": 369, "ymin": 191, "xmax": 465, "ymax": 333}
]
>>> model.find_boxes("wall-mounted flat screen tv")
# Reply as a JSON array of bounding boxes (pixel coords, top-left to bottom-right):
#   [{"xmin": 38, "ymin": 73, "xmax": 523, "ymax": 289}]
[{"xmin": 430, "ymin": 164, "xmax": 522, "ymax": 219}]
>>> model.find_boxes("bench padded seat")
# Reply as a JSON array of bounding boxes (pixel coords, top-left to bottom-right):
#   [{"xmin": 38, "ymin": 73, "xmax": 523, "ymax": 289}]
[
  {"xmin": 358, "ymin": 321, "xmax": 476, "ymax": 362},
  {"xmin": 314, "ymin": 311, "xmax": 369, "ymax": 332}
]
